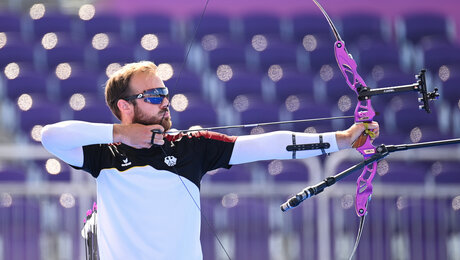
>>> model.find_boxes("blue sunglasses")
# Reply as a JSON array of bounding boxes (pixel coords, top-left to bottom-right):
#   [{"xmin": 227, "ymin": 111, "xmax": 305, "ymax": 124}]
[{"xmin": 123, "ymin": 88, "xmax": 169, "ymax": 104}]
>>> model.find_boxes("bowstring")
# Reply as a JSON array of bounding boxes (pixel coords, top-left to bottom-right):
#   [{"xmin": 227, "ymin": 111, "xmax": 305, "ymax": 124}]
[
  {"xmin": 156, "ymin": 0, "xmax": 232, "ymax": 258},
  {"xmin": 348, "ymin": 215, "xmax": 366, "ymax": 260},
  {"xmin": 157, "ymin": 145, "xmax": 232, "ymax": 260}
]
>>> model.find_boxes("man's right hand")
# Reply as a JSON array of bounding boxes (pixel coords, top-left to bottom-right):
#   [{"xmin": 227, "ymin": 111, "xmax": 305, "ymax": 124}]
[{"xmin": 113, "ymin": 124, "xmax": 165, "ymax": 148}]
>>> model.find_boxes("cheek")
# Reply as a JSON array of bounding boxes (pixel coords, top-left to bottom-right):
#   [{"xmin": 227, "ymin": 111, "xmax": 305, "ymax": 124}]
[{"xmin": 136, "ymin": 103, "xmax": 160, "ymax": 118}]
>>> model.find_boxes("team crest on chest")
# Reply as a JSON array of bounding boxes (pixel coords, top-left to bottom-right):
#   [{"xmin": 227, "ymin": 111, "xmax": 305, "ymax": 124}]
[{"xmin": 164, "ymin": 156, "xmax": 177, "ymax": 167}]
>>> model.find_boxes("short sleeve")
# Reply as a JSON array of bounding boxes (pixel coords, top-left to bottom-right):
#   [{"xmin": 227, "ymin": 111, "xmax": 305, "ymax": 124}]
[
  {"xmin": 199, "ymin": 132, "xmax": 236, "ymax": 173},
  {"xmin": 69, "ymin": 144, "xmax": 108, "ymax": 178}
]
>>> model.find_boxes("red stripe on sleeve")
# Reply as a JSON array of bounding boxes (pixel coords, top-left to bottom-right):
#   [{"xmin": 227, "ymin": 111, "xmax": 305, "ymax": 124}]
[{"xmin": 165, "ymin": 131, "xmax": 237, "ymax": 143}]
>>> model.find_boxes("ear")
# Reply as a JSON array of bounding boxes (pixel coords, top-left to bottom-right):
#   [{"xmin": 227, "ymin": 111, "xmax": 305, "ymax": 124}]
[{"xmin": 117, "ymin": 99, "xmax": 134, "ymax": 120}]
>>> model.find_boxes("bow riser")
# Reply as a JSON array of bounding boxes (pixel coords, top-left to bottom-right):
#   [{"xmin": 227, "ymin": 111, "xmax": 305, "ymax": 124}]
[
  {"xmin": 334, "ymin": 40, "xmax": 377, "ymax": 216},
  {"xmin": 335, "ymin": 41, "xmax": 377, "ymax": 121},
  {"xmin": 355, "ymin": 100, "xmax": 376, "ymax": 122}
]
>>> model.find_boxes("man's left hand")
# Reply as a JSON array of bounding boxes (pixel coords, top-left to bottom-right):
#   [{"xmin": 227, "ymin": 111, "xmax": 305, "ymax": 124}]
[{"xmin": 336, "ymin": 122, "xmax": 380, "ymax": 149}]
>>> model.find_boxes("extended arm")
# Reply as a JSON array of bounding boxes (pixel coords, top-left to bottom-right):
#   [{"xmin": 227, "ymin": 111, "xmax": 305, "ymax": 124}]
[
  {"xmin": 229, "ymin": 131, "xmax": 338, "ymax": 164},
  {"xmin": 229, "ymin": 122, "xmax": 379, "ymax": 165}
]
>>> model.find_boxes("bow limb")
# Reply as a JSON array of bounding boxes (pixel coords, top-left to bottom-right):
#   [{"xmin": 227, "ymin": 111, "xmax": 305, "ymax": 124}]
[{"xmin": 313, "ymin": 0, "xmax": 377, "ymax": 217}]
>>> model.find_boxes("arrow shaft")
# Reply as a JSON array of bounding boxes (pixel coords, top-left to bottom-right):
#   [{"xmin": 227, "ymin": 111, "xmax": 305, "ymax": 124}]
[{"xmin": 173, "ymin": 115, "xmax": 355, "ymax": 133}]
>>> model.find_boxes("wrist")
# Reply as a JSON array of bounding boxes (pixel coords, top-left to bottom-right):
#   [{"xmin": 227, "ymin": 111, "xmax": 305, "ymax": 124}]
[
  {"xmin": 335, "ymin": 130, "xmax": 351, "ymax": 150},
  {"xmin": 112, "ymin": 124, "xmax": 124, "ymax": 143}
]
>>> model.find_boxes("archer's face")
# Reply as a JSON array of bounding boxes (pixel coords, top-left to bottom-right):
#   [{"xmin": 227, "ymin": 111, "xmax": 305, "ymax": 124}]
[{"xmin": 129, "ymin": 72, "xmax": 172, "ymax": 131}]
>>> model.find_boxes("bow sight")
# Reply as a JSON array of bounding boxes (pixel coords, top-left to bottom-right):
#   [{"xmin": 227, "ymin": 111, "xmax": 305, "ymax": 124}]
[{"xmin": 356, "ymin": 69, "xmax": 439, "ymax": 113}]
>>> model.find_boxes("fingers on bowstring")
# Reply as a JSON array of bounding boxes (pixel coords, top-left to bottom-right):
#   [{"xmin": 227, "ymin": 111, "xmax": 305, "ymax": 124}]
[{"xmin": 150, "ymin": 128, "xmax": 165, "ymax": 146}]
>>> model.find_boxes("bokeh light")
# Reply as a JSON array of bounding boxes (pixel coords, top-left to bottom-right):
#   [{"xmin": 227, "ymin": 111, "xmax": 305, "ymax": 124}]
[
  {"xmin": 79, "ymin": 4, "xmax": 96, "ymax": 21},
  {"xmin": 304, "ymin": 127, "xmax": 317, "ymax": 133},
  {"xmin": 302, "ymin": 34, "xmax": 318, "ymax": 52},
  {"xmin": 233, "ymin": 95, "xmax": 249, "ymax": 112},
  {"xmin": 55, "ymin": 63, "xmax": 72, "ymax": 80},
  {"xmin": 106, "ymin": 63, "xmax": 122, "ymax": 77},
  {"xmin": 0, "ymin": 32, "xmax": 7, "ymax": 49},
  {"xmin": 285, "ymin": 95, "xmax": 300, "ymax": 112},
  {"xmin": 409, "ymin": 127, "xmax": 422, "ymax": 143},
  {"xmin": 268, "ymin": 64, "xmax": 283, "ymax": 82},
  {"xmin": 216, "ymin": 65, "xmax": 233, "ymax": 82},
  {"xmin": 69, "ymin": 94, "xmax": 86, "ymax": 111},
  {"xmin": 0, "ymin": 193, "xmax": 13, "ymax": 208},
  {"xmin": 250, "ymin": 126, "xmax": 265, "ymax": 135},
  {"xmin": 372, "ymin": 65, "xmax": 385, "ymax": 81},
  {"xmin": 60, "ymin": 193, "xmax": 76, "ymax": 208},
  {"xmin": 4, "ymin": 62, "xmax": 20, "ymax": 79},
  {"xmin": 92, "ymin": 33, "xmax": 109, "ymax": 50},
  {"xmin": 201, "ymin": 34, "xmax": 219, "ymax": 51},
  {"xmin": 141, "ymin": 34, "xmax": 159, "ymax": 51},
  {"xmin": 430, "ymin": 161, "xmax": 443, "ymax": 176},
  {"xmin": 268, "ymin": 160, "xmax": 283, "ymax": 176},
  {"xmin": 31, "ymin": 125, "xmax": 44, "ymax": 142},
  {"xmin": 251, "ymin": 34, "xmax": 268, "ymax": 52},
  {"xmin": 341, "ymin": 194, "xmax": 354, "ymax": 209},
  {"xmin": 319, "ymin": 64, "xmax": 334, "ymax": 82},
  {"xmin": 396, "ymin": 196, "xmax": 408, "ymax": 210},
  {"xmin": 171, "ymin": 94, "xmax": 189, "ymax": 112},
  {"xmin": 17, "ymin": 94, "xmax": 33, "ymax": 111},
  {"xmin": 452, "ymin": 195, "xmax": 460, "ymax": 211},
  {"xmin": 337, "ymin": 95, "xmax": 352, "ymax": 112},
  {"xmin": 46, "ymin": 158, "xmax": 61, "ymax": 175},
  {"xmin": 30, "ymin": 3, "xmax": 45, "ymax": 20},
  {"xmin": 377, "ymin": 160, "xmax": 389, "ymax": 176},
  {"xmin": 42, "ymin": 32, "xmax": 58, "ymax": 50},
  {"xmin": 157, "ymin": 63, "xmax": 174, "ymax": 81},
  {"xmin": 221, "ymin": 193, "xmax": 239, "ymax": 208},
  {"xmin": 390, "ymin": 96, "xmax": 404, "ymax": 112},
  {"xmin": 438, "ymin": 65, "xmax": 450, "ymax": 82}
]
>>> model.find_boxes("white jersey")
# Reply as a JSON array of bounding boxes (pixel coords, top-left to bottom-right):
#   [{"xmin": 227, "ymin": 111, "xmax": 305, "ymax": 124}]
[
  {"xmin": 41, "ymin": 121, "xmax": 339, "ymax": 259},
  {"xmin": 74, "ymin": 132, "xmax": 236, "ymax": 259}
]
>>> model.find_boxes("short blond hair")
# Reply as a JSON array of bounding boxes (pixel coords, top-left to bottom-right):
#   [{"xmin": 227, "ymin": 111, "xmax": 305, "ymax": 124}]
[{"xmin": 105, "ymin": 61, "xmax": 158, "ymax": 120}]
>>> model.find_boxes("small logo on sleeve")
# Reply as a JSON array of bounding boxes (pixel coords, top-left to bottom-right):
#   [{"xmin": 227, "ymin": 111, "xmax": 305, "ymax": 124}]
[
  {"xmin": 164, "ymin": 156, "xmax": 177, "ymax": 167},
  {"xmin": 121, "ymin": 158, "xmax": 132, "ymax": 167}
]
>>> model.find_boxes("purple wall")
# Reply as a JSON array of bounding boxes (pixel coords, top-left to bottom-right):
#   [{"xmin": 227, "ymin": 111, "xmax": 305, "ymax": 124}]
[
  {"xmin": 98, "ymin": 0, "xmax": 460, "ymax": 40},
  {"xmin": 98, "ymin": 0, "xmax": 460, "ymax": 17}
]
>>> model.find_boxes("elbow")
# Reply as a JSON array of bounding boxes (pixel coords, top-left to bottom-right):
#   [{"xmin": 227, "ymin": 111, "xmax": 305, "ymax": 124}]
[{"xmin": 40, "ymin": 124, "xmax": 57, "ymax": 150}]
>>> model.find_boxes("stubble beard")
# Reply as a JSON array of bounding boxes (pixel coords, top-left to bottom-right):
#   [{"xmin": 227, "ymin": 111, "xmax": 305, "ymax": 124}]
[{"xmin": 133, "ymin": 105, "xmax": 172, "ymax": 131}]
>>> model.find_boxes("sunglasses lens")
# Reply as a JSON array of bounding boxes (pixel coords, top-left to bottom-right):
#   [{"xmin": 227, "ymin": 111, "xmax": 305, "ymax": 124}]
[
  {"xmin": 144, "ymin": 88, "xmax": 168, "ymax": 96},
  {"xmin": 143, "ymin": 88, "xmax": 169, "ymax": 104},
  {"xmin": 144, "ymin": 96, "xmax": 166, "ymax": 104}
]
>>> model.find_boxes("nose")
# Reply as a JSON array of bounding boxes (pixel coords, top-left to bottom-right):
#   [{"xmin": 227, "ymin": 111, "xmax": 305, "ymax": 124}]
[{"xmin": 160, "ymin": 96, "xmax": 169, "ymax": 108}]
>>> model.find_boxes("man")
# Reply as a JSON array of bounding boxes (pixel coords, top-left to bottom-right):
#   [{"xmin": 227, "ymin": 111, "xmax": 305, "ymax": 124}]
[{"xmin": 41, "ymin": 61, "xmax": 379, "ymax": 259}]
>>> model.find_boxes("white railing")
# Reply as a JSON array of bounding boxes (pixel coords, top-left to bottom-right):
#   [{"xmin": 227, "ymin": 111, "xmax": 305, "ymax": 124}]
[{"xmin": 1, "ymin": 144, "xmax": 459, "ymax": 260}]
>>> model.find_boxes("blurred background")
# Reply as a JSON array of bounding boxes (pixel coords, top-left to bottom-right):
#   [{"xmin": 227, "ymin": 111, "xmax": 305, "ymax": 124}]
[{"xmin": 0, "ymin": 0, "xmax": 459, "ymax": 259}]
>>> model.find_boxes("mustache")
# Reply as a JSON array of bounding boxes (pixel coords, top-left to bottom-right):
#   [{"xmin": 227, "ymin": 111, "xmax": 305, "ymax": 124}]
[
  {"xmin": 158, "ymin": 108, "xmax": 170, "ymax": 122},
  {"xmin": 160, "ymin": 104, "xmax": 170, "ymax": 113}
]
